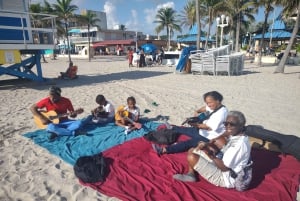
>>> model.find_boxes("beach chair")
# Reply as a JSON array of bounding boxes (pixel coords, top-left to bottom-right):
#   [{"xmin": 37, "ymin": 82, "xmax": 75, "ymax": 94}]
[
  {"xmin": 190, "ymin": 52, "xmax": 203, "ymax": 74},
  {"xmin": 215, "ymin": 55, "xmax": 231, "ymax": 76}
]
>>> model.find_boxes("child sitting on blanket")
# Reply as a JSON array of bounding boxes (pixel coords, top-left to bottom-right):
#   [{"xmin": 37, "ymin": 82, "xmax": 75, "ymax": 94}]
[
  {"xmin": 115, "ymin": 96, "xmax": 140, "ymax": 134},
  {"xmin": 82, "ymin": 95, "xmax": 115, "ymax": 125}
]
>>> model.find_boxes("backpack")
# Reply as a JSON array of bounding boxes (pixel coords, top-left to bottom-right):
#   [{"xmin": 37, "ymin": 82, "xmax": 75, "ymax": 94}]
[
  {"xmin": 74, "ymin": 153, "xmax": 108, "ymax": 183},
  {"xmin": 144, "ymin": 129, "xmax": 179, "ymax": 145},
  {"xmin": 230, "ymin": 160, "xmax": 253, "ymax": 191}
]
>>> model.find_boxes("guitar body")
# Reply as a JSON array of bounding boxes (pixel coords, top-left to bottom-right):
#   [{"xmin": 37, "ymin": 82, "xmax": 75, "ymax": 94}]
[
  {"xmin": 203, "ymin": 136, "xmax": 227, "ymax": 156},
  {"xmin": 34, "ymin": 110, "xmax": 60, "ymax": 129},
  {"xmin": 33, "ymin": 108, "xmax": 84, "ymax": 129}
]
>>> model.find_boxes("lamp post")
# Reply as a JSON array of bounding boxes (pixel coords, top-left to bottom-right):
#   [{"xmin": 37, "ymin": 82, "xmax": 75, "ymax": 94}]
[{"xmin": 216, "ymin": 15, "xmax": 229, "ymax": 47}]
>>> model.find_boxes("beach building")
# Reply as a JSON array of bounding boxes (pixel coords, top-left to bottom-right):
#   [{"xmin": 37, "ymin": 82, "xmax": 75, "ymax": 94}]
[{"xmin": 0, "ymin": 0, "xmax": 57, "ymax": 81}]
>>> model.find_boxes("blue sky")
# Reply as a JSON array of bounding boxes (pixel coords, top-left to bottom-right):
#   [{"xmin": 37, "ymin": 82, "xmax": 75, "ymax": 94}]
[{"xmin": 31, "ymin": 0, "xmax": 281, "ymax": 38}]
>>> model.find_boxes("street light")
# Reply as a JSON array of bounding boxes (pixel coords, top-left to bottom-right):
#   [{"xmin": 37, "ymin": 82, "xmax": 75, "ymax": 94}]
[{"xmin": 216, "ymin": 15, "xmax": 229, "ymax": 47}]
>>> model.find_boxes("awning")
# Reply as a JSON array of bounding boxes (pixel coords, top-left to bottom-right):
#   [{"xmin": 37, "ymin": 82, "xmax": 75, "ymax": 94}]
[
  {"xmin": 177, "ymin": 35, "xmax": 214, "ymax": 42},
  {"xmin": 68, "ymin": 29, "xmax": 80, "ymax": 33},
  {"xmin": 93, "ymin": 39, "xmax": 135, "ymax": 47},
  {"xmin": 253, "ymin": 30, "xmax": 299, "ymax": 40}
]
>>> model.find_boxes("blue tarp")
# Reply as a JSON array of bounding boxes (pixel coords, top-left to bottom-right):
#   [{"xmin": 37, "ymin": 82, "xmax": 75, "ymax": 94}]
[
  {"xmin": 24, "ymin": 120, "xmax": 161, "ymax": 165},
  {"xmin": 176, "ymin": 46, "xmax": 197, "ymax": 72}
]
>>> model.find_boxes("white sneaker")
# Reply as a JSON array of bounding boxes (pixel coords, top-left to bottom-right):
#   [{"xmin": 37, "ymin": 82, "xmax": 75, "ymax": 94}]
[
  {"xmin": 164, "ymin": 120, "xmax": 172, "ymax": 129},
  {"xmin": 124, "ymin": 126, "xmax": 132, "ymax": 134}
]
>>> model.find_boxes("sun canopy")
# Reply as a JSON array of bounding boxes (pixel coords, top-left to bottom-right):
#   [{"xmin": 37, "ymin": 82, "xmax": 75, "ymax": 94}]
[{"xmin": 141, "ymin": 43, "xmax": 157, "ymax": 53}]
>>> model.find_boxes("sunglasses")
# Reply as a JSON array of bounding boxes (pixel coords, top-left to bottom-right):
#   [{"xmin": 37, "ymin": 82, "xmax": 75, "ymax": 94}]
[{"xmin": 223, "ymin": 121, "xmax": 238, "ymax": 127}]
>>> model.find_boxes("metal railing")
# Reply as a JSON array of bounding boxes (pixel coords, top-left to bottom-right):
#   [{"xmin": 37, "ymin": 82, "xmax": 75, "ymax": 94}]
[{"xmin": 0, "ymin": 10, "xmax": 57, "ymax": 46}]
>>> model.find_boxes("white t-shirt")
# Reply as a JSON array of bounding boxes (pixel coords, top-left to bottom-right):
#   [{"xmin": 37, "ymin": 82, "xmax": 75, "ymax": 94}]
[
  {"xmin": 124, "ymin": 105, "xmax": 140, "ymax": 120},
  {"xmin": 103, "ymin": 101, "xmax": 115, "ymax": 118},
  {"xmin": 221, "ymin": 135, "xmax": 251, "ymax": 188},
  {"xmin": 199, "ymin": 105, "xmax": 228, "ymax": 139}
]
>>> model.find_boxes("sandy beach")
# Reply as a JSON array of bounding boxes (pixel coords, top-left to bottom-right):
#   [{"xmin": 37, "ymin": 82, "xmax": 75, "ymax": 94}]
[{"xmin": 0, "ymin": 54, "xmax": 299, "ymax": 200}]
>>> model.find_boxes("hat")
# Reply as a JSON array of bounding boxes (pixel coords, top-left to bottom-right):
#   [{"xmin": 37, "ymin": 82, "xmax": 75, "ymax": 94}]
[{"xmin": 49, "ymin": 86, "xmax": 61, "ymax": 96}]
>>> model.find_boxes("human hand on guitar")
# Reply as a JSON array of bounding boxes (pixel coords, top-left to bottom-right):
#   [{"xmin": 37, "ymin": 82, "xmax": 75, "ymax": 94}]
[
  {"xmin": 69, "ymin": 108, "xmax": 84, "ymax": 118},
  {"xmin": 40, "ymin": 115, "xmax": 52, "ymax": 125}
]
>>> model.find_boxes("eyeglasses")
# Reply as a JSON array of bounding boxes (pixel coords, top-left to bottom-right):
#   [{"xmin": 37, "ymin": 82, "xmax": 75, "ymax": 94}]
[{"xmin": 223, "ymin": 121, "xmax": 238, "ymax": 127}]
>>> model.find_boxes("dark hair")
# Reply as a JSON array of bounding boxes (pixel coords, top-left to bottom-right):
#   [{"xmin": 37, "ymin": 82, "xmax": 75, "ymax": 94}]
[
  {"xmin": 127, "ymin": 96, "xmax": 136, "ymax": 103},
  {"xmin": 96, "ymin": 94, "xmax": 105, "ymax": 104},
  {"xmin": 203, "ymin": 91, "xmax": 223, "ymax": 102},
  {"xmin": 228, "ymin": 110, "xmax": 246, "ymax": 126},
  {"xmin": 49, "ymin": 86, "xmax": 61, "ymax": 96}
]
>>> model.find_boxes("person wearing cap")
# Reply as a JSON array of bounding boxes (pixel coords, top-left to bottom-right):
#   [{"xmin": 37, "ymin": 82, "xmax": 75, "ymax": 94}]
[{"xmin": 30, "ymin": 86, "xmax": 84, "ymax": 140}]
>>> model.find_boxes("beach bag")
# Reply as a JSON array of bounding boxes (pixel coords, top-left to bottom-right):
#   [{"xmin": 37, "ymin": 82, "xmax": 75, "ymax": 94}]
[
  {"xmin": 246, "ymin": 125, "xmax": 300, "ymax": 160},
  {"xmin": 230, "ymin": 160, "xmax": 253, "ymax": 191},
  {"xmin": 74, "ymin": 153, "xmax": 108, "ymax": 183},
  {"xmin": 144, "ymin": 129, "xmax": 179, "ymax": 145}
]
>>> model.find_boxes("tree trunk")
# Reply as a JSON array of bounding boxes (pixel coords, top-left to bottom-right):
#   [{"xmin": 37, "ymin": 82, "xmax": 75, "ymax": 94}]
[
  {"xmin": 65, "ymin": 21, "xmax": 72, "ymax": 63},
  {"xmin": 196, "ymin": 0, "xmax": 201, "ymax": 50},
  {"xmin": 274, "ymin": 2, "xmax": 300, "ymax": 73},
  {"xmin": 257, "ymin": 9, "xmax": 270, "ymax": 66},
  {"xmin": 235, "ymin": 11, "xmax": 241, "ymax": 52},
  {"xmin": 205, "ymin": 8, "xmax": 212, "ymax": 50}
]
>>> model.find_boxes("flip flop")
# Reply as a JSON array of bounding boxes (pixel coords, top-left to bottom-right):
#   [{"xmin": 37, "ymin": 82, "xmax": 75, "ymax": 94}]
[
  {"xmin": 144, "ymin": 109, "xmax": 151, "ymax": 113},
  {"xmin": 152, "ymin": 102, "xmax": 159, "ymax": 106}
]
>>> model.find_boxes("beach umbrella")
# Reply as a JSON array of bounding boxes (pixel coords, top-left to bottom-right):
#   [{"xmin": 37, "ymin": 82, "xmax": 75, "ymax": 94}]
[{"xmin": 141, "ymin": 43, "xmax": 157, "ymax": 53}]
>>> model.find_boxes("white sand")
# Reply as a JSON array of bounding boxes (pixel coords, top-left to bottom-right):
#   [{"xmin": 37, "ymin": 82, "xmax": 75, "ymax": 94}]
[{"xmin": 0, "ymin": 55, "xmax": 299, "ymax": 200}]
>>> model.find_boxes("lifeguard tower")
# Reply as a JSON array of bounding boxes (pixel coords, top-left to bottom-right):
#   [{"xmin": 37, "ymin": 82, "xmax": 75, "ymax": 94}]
[{"xmin": 0, "ymin": 0, "xmax": 57, "ymax": 81}]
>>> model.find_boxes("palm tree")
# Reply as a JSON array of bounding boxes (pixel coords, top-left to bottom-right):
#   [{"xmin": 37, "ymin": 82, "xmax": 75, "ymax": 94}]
[
  {"xmin": 52, "ymin": 0, "xmax": 78, "ymax": 63},
  {"xmin": 179, "ymin": 0, "xmax": 205, "ymax": 50},
  {"xmin": 78, "ymin": 10, "xmax": 101, "ymax": 61},
  {"xmin": 196, "ymin": 0, "xmax": 201, "ymax": 50},
  {"xmin": 154, "ymin": 7, "xmax": 182, "ymax": 50},
  {"xmin": 274, "ymin": 0, "xmax": 300, "ymax": 73},
  {"xmin": 215, "ymin": 0, "xmax": 257, "ymax": 52},
  {"xmin": 202, "ymin": 0, "xmax": 222, "ymax": 49},
  {"xmin": 179, "ymin": 0, "xmax": 196, "ymax": 30},
  {"xmin": 254, "ymin": 0, "xmax": 277, "ymax": 66}
]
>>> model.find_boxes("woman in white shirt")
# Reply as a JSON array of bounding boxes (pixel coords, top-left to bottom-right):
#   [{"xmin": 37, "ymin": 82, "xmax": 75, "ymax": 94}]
[{"xmin": 152, "ymin": 91, "xmax": 228, "ymax": 155}]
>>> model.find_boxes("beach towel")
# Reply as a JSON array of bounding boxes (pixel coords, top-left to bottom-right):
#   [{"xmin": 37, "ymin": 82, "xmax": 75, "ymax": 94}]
[
  {"xmin": 23, "ymin": 120, "xmax": 160, "ymax": 165},
  {"xmin": 81, "ymin": 136, "xmax": 300, "ymax": 201}
]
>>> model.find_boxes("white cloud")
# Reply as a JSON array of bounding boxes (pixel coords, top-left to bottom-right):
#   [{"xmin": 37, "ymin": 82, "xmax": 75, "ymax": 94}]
[
  {"xmin": 125, "ymin": 9, "xmax": 139, "ymax": 31},
  {"xmin": 143, "ymin": 2, "xmax": 175, "ymax": 34},
  {"xmin": 103, "ymin": 1, "xmax": 119, "ymax": 29}
]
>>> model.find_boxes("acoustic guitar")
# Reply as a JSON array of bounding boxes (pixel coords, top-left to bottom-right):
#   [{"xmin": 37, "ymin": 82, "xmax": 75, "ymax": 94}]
[
  {"xmin": 34, "ymin": 108, "xmax": 84, "ymax": 129},
  {"xmin": 195, "ymin": 135, "xmax": 228, "ymax": 161}
]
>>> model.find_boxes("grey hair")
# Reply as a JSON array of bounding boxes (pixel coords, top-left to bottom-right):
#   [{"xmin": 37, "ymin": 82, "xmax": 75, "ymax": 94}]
[{"xmin": 228, "ymin": 111, "xmax": 246, "ymax": 126}]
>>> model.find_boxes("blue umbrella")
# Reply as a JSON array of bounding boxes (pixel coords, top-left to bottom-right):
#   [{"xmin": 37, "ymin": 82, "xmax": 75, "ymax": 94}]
[{"xmin": 141, "ymin": 43, "xmax": 157, "ymax": 54}]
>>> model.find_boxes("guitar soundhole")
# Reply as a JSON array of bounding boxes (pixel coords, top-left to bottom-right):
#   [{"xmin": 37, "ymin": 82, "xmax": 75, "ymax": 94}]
[{"xmin": 48, "ymin": 116, "xmax": 56, "ymax": 120}]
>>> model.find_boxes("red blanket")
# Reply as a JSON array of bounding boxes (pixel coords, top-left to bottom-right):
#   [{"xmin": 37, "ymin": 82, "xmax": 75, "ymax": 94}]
[{"xmin": 81, "ymin": 137, "xmax": 300, "ymax": 201}]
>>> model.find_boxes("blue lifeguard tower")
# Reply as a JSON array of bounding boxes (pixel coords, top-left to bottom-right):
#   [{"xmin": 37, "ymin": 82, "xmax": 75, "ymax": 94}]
[{"xmin": 0, "ymin": 0, "xmax": 57, "ymax": 81}]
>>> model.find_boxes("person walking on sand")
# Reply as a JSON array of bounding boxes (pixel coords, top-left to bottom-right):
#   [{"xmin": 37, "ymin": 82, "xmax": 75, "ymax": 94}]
[{"xmin": 127, "ymin": 47, "xmax": 134, "ymax": 67}]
